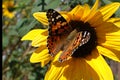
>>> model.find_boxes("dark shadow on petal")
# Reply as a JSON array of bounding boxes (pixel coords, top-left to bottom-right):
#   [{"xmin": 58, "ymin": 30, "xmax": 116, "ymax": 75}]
[
  {"xmin": 34, "ymin": 45, "xmax": 47, "ymax": 53},
  {"xmin": 41, "ymin": 30, "xmax": 48, "ymax": 36},
  {"xmin": 96, "ymin": 21, "xmax": 120, "ymax": 44}
]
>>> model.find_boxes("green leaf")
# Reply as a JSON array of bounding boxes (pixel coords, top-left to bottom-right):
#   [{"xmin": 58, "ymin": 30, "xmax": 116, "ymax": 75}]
[
  {"xmin": 111, "ymin": 0, "xmax": 120, "ymax": 2},
  {"xmin": 101, "ymin": 0, "xmax": 112, "ymax": 4},
  {"xmin": 6, "ymin": 70, "xmax": 12, "ymax": 79},
  {"xmin": 31, "ymin": 0, "xmax": 43, "ymax": 13},
  {"xmin": 115, "ymin": 8, "xmax": 120, "ymax": 18},
  {"xmin": 45, "ymin": 0, "xmax": 61, "ymax": 9},
  {"xmin": 31, "ymin": 6, "xmax": 42, "ymax": 13},
  {"xmin": 80, "ymin": 0, "xmax": 89, "ymax": 4},
  {"xmin": 61, "ymin": 5, "xmax": 69, "ymax": 10},
  {"xmin": 17, "ymin": 20, "xmax": 37, "ymax": 37},
  {"xmin": 16, "ymin": 18, "xmax": 27, "ymax": 29},
  {"xmin": 2, "ymin": 34, "xmax": 9, "ymax": 48},
  {"xmin": 8, "ymin": 26, "xmax": 19, "ymax": 36}
]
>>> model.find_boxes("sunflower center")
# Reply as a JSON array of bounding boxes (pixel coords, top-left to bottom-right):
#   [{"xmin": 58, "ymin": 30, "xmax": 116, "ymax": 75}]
[
  {"xmin": 8, "ymin": 7, "xmax": 15, "ymax": 12},
  {"xmin": 69, "ymin": 20, "xmax": 97, "ymax": 58}
]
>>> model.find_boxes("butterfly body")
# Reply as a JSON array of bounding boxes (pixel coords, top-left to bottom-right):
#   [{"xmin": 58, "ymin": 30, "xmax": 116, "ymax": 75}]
[{"xmin": 46, "ymin": 9, "xmax": 91, "ymax": 62}]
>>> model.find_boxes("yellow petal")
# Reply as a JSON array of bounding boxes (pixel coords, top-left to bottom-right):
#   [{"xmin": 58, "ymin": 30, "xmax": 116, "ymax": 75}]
[
  {"xmin": 96, "ymin": 21, "xmax": 119, "ymax": 35},
  {"xmin": 85, "ymin": 0, "xmax": 99, "ymax": 22},
  {"xmin": 56, "ymin": 11, "xmax": 69, "ymax": 21},
  {"xmin": 2, "ymin": 0, "xmax": 15, "ymax": 18},
  {"xmin": 45, "ymin": 51, "xmax": 65, "ymax": 80},
  {"xmin": 31, "ymin": 36, "xmax": 47, "ymax": 47},
  {"xmin": 98, "ymin": 30, "xmax": 120, "ymax": 58},
  {"xmin": 33, "ymin": 11, "xmax": 69, "ymax": 25},
  {"xmin": 60, "ymin": 58, "xmax": 100, "ymax": 80},
  {"xmin": 61, "ymin": 14, "xmax": 70, "ymax": 22},
  {"xmin": 85, "ymin": 49, "xmax": 113, "ymax": 80},
  {"xmin": 30, "ymin": 48, "xmax": 48, "ymax": 62},
  {"xmin": 88, "ymin": 11, "xmax": 104, "ymax": 27},
  {"xmin": 97, "ymin": 33, "xmax": 120, "ymax": 62},
  {"xmin": 32, "ymin": 40, "xmax": 47, "ymax": 47},
  {"xmin": 81, "ymin": 4, "xmax": 91, "ymax": 21},
  {"xmin": 41, "ymin": 60, "xmax": 50, "ymax": 67},
  {"xmin": 30, "ymin": 48, "xmax": 51, "ymax": 67},
  {"xmin": 107, "ymin": 18, "xmax": 120, "ymax": 27},
  {"xmin": 68, "ymin": 5, "xmax": 82, "ymax": 15},
  {"xmin": 34, "ymin": 45, "xmax": 47, "ymax": 53},
  {"xmin": 97, "ymin": 46, "xmax": 120, "ymax": 62},
  {"xmin": 33, "ymin": 12, "xmax": 48, "ymax": 25},
  {"xmin": 96, "ymin": 21, "xmax": 120, "ymax": 51},
  {"xmin": 21, "ymin": 29, "xmax": 48, "ymax": 41},
  {"xmin": 68, "ymin": 5, "xmax": 84, "ymax": 20},
  {"xmin": 45, "ymin": 49, "xmax": 113, "ymax": 80},
  {"xmin": 96, "ymin": 24, "xmax": 120, "ymax": 61},
  {"xmin": 2, "ymin": 7, "xmax": 15, "ymax": 18},
  {"xmin": 3, "ymin": 0, "xmax": 14, "ymax": 7},
  {"xmin": 98, "ymin": 28, "xmax": 120, "ymax": 43},
  {"xmin": 99, "ymin": 2, "xmax": 120, "ymax": 21},
  {"xmin": 90, "ymin": 0, "xmax": 99, "ymax": 13},
  {"xmin": 3, "ymin": 10, "xmax": 14, "ymax": 18},
  {"xmin": 59, "ymin": 59, "xmax": 91, "ymax": 80}
]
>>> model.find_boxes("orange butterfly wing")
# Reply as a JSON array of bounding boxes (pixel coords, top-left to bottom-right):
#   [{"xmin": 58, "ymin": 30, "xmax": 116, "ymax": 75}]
[
  {"xmin": 59, "ymin": 31, "xmax": 91, "ymax": 62},
  {"xmin": 46, "ymin": 9, "xmax": 72, "ymax": 56},
  {"xmin": 47, "ymin": 9, "xmax": 91, "ymax": 62}
]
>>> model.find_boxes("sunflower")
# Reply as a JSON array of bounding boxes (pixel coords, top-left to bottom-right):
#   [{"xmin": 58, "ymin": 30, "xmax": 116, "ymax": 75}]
[
  {"xmin": 2, "ymin": 0, "xmax": 16, "ymax": 18},
  {"xmin": 21, "ymin": 0, "xmax": 120, "ymax": 80}
]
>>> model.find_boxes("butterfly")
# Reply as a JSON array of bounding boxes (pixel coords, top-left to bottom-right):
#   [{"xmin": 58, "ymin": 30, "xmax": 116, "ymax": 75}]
[{"xmin": 46, "ymin": 9, "xmax": 91, "ymax": 62}]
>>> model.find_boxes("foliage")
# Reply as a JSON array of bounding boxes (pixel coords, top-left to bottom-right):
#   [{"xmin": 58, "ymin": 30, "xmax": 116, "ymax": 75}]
[{"xmin": 2, "ymin": 0, "xmax": 120, "ymax": 80}]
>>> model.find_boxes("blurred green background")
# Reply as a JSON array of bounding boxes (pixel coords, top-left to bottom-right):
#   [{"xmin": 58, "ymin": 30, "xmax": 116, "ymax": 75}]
[{"xmin": 2, "ymin": 0, "xmax": 120, "ymax": 80}]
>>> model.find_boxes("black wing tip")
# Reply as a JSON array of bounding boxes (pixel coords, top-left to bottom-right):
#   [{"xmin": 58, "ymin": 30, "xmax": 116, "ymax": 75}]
[{"xmin": 47, "ymin": 9, "xmax": 55, "ymax": 13}]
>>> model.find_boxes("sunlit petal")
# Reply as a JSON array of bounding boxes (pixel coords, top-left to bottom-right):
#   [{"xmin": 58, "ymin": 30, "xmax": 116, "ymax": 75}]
[
  {"xmin": 85, "ymin": 49, "xmax": 113, "ymax": 80},
  {"xmin": 85, "ymin": 0, "xmax": 99, "ymax": 22},
  {"xmin": 99, "ymin": 3, "xmax": 120, "ymax": 21},
  {"xmin": 97, "ymin": 46, "xmax": 120, "ymax": 62},
  {"xmin": 81, "ymin": 4, "xmax": 91, "ymax": 21},
  {"xmin": 30, "ymin": 47, "xmax": 52, "ymax": 67},
  {"xmin": 21, "ymin": 29, "xmax": 48, "ymax": 41},
  {"xmin": 68, "ymin": 5, "xmax": 83, "ymax": 20},
  {"xmin": 33, "ymin": 12, "xmax": 48, "ymax": 25}
]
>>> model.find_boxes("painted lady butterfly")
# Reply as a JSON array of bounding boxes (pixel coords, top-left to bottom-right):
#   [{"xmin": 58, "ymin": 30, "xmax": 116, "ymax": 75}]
[{"xmin": 46, "ymin": 9, "xmax": 90, "ymax": 62}]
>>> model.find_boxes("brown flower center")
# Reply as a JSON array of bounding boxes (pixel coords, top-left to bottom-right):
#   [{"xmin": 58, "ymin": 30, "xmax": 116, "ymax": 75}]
[{"xmin": 69, "ymin": 20, "xmax": 97, "ymax": 58}]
